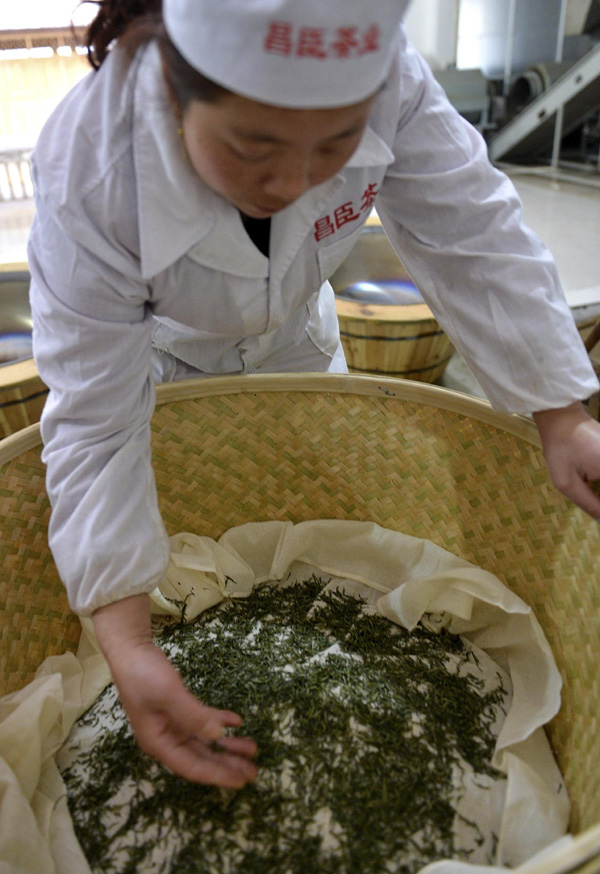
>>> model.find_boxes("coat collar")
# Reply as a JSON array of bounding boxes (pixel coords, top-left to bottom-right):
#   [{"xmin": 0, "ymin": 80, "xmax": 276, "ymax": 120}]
[
  {"xmin": 132, "ymin": 43, "xmax": 216, "ymax": 279},
  {"xmin": 345, "ymin": 123, "xmax": 394, "ymax": 168},
  {"xmin": 132, "ymin": 43, "xmax": 394, "ymax": 279}
]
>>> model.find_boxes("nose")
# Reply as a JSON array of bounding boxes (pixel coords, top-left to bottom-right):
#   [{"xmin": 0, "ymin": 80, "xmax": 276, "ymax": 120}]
[{"xmin": 261, "ymin": 152, "xmax": 312, "ymax": 202}]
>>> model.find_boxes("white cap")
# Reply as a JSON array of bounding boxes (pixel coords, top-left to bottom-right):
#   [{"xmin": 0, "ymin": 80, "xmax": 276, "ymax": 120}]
[{"xmin": 162, "ymin": 0, "xmax": 408, "ymax": 108}]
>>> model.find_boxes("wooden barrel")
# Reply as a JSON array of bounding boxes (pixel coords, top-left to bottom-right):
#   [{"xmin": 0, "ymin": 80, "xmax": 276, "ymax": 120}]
[
  {"xmin": 0, "ymin": 264, "xmax": 47, "ymax": 437},
  {"xmin": 0, "ymin": 358, "xmax": 48, "ymax": 439},
  {"xmin": 335, "ymin": 297, "xmax": 455, "ymax": 382},
  {"xmin": 330, "ymin": 224, "xmax": 454, "ymax": 383}
]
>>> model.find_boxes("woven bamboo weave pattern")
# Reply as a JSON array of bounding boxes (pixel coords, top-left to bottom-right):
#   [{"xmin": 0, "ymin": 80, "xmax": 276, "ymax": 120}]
[
  {"xmin": 0, "ymin": 448, "xmax": 81, "ymax": 696},
  {"xmin": 1, "ymin": 376, "xmax": 599, "ymax": 850},
  {"xmin": 149, "ymin": 388, "xmax": 600, "ymax": 832}
]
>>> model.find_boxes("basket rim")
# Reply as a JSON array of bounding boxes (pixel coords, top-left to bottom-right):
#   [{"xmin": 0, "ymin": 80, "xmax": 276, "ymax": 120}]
[
  {"xmin": 515, "ymin": 824, "xmax": 600, "ymax": 874},
  {"xmin": 0, "ymin": 373, "xmax": 540, "ymax": 466}
]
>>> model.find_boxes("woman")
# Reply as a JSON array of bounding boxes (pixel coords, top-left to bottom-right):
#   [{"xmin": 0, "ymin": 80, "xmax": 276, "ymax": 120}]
[{"xmin": 29, "ymin": 0, "xmax": 600, "ymax": 788}]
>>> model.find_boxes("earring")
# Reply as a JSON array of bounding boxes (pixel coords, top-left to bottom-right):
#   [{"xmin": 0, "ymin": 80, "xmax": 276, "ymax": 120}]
[{"xmin": 176, "ymin": 126, "xmax": 187, "ymax": 163}]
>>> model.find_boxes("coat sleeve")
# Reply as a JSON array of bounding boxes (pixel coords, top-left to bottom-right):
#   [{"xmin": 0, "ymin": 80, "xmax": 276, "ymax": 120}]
[
  {"xmin": 28, "ymin": 197, "xmax": 171, "ymax": 616},
  {"xmin": 376, "ymin": 39, "xmax": 599, "ymax": 413}
]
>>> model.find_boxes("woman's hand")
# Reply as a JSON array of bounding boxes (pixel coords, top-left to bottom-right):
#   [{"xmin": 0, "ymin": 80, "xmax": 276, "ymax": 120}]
[
  {"xmin": 92, "ymin": 594, "xmax": 258, "ymax": 787},
  {"xmin": 533, "ymin": 401, "xmax": 600, "ymax": 520}
]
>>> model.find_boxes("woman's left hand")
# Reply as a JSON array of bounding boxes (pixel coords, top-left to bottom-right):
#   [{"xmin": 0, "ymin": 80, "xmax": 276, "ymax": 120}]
[{"xmin": 533, "ymin": 401, "xmax": 600, "ymax": 520}]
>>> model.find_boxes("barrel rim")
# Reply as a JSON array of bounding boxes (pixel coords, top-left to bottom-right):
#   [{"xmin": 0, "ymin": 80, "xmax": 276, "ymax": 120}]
[
  {"xmin": 0, "ymin": 357, "xmax": 41, "ymax": 388},
  {"xmin": 335, "ymin": 298, "xmax": 436, "ymax": 322}
]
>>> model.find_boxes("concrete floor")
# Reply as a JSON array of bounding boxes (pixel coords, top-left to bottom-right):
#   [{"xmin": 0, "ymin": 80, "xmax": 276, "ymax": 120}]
[
  {"xmin": 504, "ymin": 169, "xmax": 600, "ymax": 309},
  {"xmin": 441, "ymin": 168, "xmax": 600, "ymax": 399},
  {"xmin": 1, "ymin": 168, "xmax": 599, "ymax": 402}
]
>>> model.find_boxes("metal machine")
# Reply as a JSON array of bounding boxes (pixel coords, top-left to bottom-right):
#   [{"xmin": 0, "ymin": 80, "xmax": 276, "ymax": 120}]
[{"xmin": 434, "ymin": 0, "xmax": 600, "ymax": 170}]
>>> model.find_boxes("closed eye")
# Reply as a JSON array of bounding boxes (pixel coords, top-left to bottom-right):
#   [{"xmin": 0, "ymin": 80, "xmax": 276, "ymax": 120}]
[{"xmin": 229, "ymin": 145, "xmax": 274, "ymax": 163}]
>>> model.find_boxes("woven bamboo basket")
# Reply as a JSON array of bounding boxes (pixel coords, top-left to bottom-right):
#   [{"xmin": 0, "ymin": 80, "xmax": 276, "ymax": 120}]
[
  {"xmin": 1, "ymin": 374, "xmax": 599, "ymax": 872},
  {"xmin": 330, "ymin": 225, "xmax": 454, "ymax": 382},
  {"xmin": 0, "ymin": 358, "xmax": 48, "ymax": 439}
]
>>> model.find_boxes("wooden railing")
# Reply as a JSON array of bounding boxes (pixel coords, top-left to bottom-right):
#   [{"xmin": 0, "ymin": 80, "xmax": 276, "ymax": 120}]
[
  {"xmin": 0, "ymin": 27, "xmax": 90, "ymax": 194},
  {"xmin": 0, "ymin": 27, "xmax": 87, "ymax": 52},
  {"xmin": 0, "ymin": 150, "xmax": 33, "ymax": 201}
]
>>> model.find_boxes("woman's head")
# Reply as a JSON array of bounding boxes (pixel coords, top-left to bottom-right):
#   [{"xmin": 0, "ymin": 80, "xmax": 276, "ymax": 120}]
[
  {"xmin": 162, "ymin": 0, "xmax": 407, "ymax": 110},
  {"xmin": 180, "ymin": 90, "xmax": 376, "ymax": 218},
  {"xmin": 87, "ymin": 0, "xmax": 407, "ymax": 110},
  {"xmin": 87, "ymin": 1, "xmax": 226, "ymax": 106},
  {"xmin": 86, "ymin": 0, "xmax": 406, "ymax": 214}
]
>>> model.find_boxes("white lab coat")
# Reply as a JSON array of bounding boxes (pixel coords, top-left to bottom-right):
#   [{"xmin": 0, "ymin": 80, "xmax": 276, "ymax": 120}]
[{"xmin": 28, "ymin": 29, "xmax": 598, "ymax": 615}]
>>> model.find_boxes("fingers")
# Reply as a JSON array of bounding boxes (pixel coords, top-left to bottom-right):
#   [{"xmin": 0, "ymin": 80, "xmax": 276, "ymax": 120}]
[
  {"xmin": 558, "ymin": 474, "xmax": 600, "ymax": 520},
  {"xmin": 160, "ymin": 739, "xmax": 259, "ymax": 787},
  {"xmin": 108, "ymin": 635, "xmax": 259, "ymax": 787},
  {"xmin": 130, "ymin": 681, "xmax": 259, "ymax": 786},
  {"xmin": 204, "ymin": 707, "xmax": 246, "ymax": 733},
  {"xmin": 168, "ymin": 693, "xmax": 242, "ymax": 744},
  {"xmin": 532, "ymin": 404, "xmax": 600, "ymax": 520},
  {"xmin": 168, "ymin": 718, "xmax": 259, "ymax": 786},
  {"xmin": 136, "ymin": 712, "xmax": 259, "ymax": 786},
  {"xmin": 545, "ymin": 443, "xmax": 600, "ymax": 519},
  {"xmin": 214, "ymin": 735, "xmax": 259, "ymax": 758}
]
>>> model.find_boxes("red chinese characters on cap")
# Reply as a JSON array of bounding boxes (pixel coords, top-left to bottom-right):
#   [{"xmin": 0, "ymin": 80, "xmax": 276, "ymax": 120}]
[{"xmin": 265, "ymin": 22, "xmax": 380, "ymax": 59}]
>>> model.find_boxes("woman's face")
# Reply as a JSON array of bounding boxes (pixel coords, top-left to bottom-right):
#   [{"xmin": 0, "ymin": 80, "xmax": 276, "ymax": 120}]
[{"xmin": 180, "ymin": 91, "xmax": 375, "ymax": 219}]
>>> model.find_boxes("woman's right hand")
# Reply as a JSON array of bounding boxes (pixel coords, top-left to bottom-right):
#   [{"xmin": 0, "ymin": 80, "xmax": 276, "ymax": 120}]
[{"xmin": 92, "ymin": 594, "xmax": 258, "ymax": 787}]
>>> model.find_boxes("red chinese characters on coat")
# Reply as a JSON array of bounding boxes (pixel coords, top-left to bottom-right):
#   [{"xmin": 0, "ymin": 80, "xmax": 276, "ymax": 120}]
[
  {"xmin": 264, "ymin": 22, "xmax": 380, "ymax": 59},
  {"xmin": 334, "ymin": 202, "xmax": 361, "ymax": 228},
  {"xmin": 314, "ymin": 216, "xmax": 336, "ymax": 242},
  {"xmin": 314, "ymin": 185, "xmax": 380, "ymax": 242},
  {"xmin": 360, "ymin": 183, "xmax": 378, "ymax": 212}
]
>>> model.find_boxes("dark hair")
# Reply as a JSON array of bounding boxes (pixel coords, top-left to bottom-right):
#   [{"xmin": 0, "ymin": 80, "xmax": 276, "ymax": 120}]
[{"xmin": 84, "ymin": 0, "xmax": 227, "ymax": 108}]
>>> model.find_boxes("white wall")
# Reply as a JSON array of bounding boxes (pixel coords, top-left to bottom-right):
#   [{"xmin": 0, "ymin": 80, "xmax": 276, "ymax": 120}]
[
  {"xmin": 565, "ymin": 0, "xmax": 594, "ymax": 35},
  {"xmin": 402, "ymin": 0, "xmax": 593, "ymax": 73},
  {"xmin": 456, "ymin": 0, "xmax": 564, "ymax": 76},
  {"xmin": 403, "ymin": 0, "xmax": 460, "ymax": 70}
]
